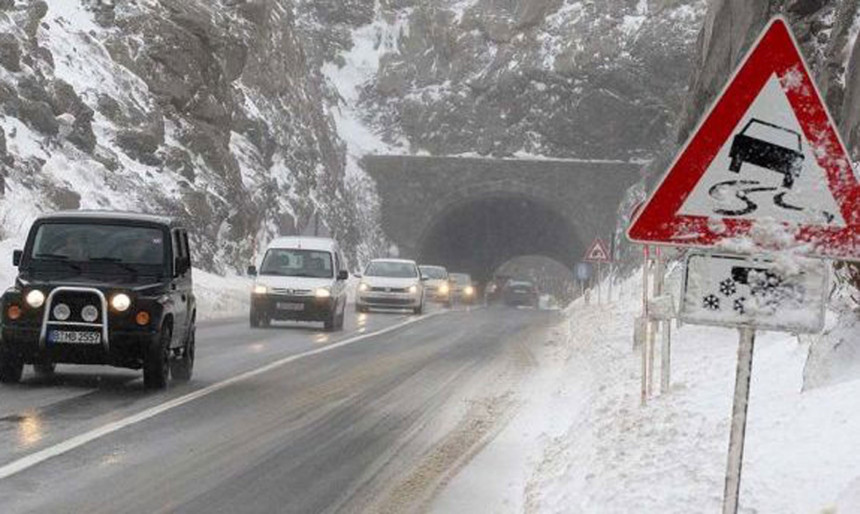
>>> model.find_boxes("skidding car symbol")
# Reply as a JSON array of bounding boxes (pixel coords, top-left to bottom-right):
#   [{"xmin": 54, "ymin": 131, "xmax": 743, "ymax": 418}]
[{"xmin": 728, "ymin": 118, "xmax": 804, "ymax": 189}]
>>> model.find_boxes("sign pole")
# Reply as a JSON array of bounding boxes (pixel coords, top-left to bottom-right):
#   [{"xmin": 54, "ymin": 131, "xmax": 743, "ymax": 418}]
[
  {"xmin": 597, "ymin": 262, "xmax": 603, "ymax": 305},
  {"xmin": 661, "ymin": 320, "xmax": 671, "ymax": 393},
  {"xmin": 640, "ymin": 246, "xmax": 650, "ymax": 405},
  {"xmin": 723, "ymin": 327, "xmax": 756, "ymax": 514}
]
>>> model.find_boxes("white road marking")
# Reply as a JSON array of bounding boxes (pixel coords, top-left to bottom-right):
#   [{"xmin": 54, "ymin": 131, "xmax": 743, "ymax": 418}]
[{"xmin": 0, "ymin": 311, "xmax": 449, "ymax": 481}]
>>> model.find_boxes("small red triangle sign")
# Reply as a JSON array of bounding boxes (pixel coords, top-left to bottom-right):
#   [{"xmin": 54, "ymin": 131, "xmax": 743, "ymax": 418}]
[
  {"xmin": 628, "ymin": 17, "xmax": 860, "ymax": 260},
  {"xmin": 584, "ymin": 238, "xmax": 611, "ymax": 262}
]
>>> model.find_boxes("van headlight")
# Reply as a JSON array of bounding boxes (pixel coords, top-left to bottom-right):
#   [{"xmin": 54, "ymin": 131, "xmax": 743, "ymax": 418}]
[
  {"xmin": 439, "ymin": 283, "xmax": 450, "ymax": 295},
  {"xmin": 111, "ymin": 293, "xmax": 131, "ymax": 312},
  {"xmin": 253, "ymin": 284, "xmax": 268, "ymax": 295},
  {"xmin": 314, "ymin": 287, "xmax": 332, "ymax": 298},
  {"xmin": 409, "ymin": 285, "xmax": 419, "ymax": 295},
  {"xmin": 464, "ymin": 286, "xmax": 475, "ymax": 296},
  {"xmin": 359, "ymin": 283, "xmax": 369, "ymax": 292},
  {"xmin": 26, "ymin": 289, "xmax": 46, "ymax": 308}
]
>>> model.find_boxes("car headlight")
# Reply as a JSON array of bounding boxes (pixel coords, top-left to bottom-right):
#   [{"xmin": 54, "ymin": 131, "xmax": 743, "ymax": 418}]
[
  {"xmin": 359, "ymin": 283, "xmax": 369, "ymax": 292},
  {"xmin": 253, "ymin": 284, "xmax": 268, "ymax": 295},
  {"xmin": 439, "ymin": 283, "xmax": 450, "ymax": 295},
  {"xmin": 26, "ymin": 289, "xmax": 46, "ymax": 308},
  {"xmin": 315, "ymin": 287, "xmax": 332, "ymax": 298},
  {"xmin": 111, "ymin": 293, "xmax": 131, "ymax": 312},
  {"xmin": 409, "ymin": 285, "xmax": 419, "ymax": 294},
  {"xmin": 464, "ymin": 286, "xmax": 475, "ymax": 296}
]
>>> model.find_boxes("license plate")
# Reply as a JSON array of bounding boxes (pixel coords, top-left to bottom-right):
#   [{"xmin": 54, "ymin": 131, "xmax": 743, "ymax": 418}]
[
  {"xmin": 48, "ymin": 331, "xmax": 101, "ymax": 345},
  {"xmin": 277, "ymin": 302, "xmax": 305, "ymax": 311}
]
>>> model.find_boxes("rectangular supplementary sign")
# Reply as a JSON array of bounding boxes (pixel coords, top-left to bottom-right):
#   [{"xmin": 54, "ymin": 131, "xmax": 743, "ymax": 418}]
[{"xmin": 680, "ymin": 253, "xmax": 827, "ymax": 334}]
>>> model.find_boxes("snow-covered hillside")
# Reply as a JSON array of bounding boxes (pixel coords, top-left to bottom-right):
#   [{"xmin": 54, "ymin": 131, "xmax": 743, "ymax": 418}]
[{"xmin": 0, "ymin": 0, "xmax": 374, "ymax": 274}]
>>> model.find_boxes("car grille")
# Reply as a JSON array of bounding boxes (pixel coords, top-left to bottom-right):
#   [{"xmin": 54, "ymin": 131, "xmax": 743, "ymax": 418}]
[
  {"xmin": 367, "ymin": 298, "xmax": 414, "ymax": 306},
  {"xmin": 50, "ymin": 291, "xmax": 103, "ymax": 323},
  {"xmin": 270, "ymin": 288, "xmax": 312, "ymax": 296},
  {"xmin": 370, "ymin": 287, "xmax": 410, "ymax": 293}
]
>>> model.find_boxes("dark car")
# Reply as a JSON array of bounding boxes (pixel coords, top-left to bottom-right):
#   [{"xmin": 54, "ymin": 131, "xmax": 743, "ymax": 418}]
[
  {"xmin": 0, "ymin": 211, "xmax": 196, "ymax": 389},
  {"xmin": 503, "ymin": 280, "xmax": 539, "ymax": 308},
  {"xmin": 729, "ymin": 118, "xmax": 804, "ymax": 188}
]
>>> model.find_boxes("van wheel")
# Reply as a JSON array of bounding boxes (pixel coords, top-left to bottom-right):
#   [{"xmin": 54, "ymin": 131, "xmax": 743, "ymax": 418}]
[
  {"xmin": 413, "ymin": 305, "xmax": 423, "ymax": 315},
  {"xmin": 250, "ymin": 308, "xmax": 260, "ymax": 328},
  {"xmin": 324, "ymin": 308, "xmax": 336, "ymax": 331},
  {"xmin": 144, "ymin": 325, "xmax": 171, "ymax": 390},
  {"xmin": 0, "ymin": 347, "xmax": 23, "ymax": 384},
  {"xmin": 34, "ymin": 362, "xmax": 56, "ymax": 378},
  {"xmin": 171, "ymin": 326, "xmax": 195, "ymax": 382}
]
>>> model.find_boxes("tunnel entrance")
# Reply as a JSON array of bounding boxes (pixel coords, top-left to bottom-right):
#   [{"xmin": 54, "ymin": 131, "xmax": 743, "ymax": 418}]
[{"xmin": 417, "ymin": 194, "xmax": 584, "ymax": 284}]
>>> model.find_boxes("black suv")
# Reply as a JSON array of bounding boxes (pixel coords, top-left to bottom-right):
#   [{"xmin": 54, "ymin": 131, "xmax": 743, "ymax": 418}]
[{"xmin": 0, "ymin": 211, "xmax": 196, "ymax": 389}]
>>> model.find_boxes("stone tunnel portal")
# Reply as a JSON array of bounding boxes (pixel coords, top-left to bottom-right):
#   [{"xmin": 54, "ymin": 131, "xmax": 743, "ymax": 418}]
[{"xmin": 417, "ymin": 193, "xmax": 584, "ymax": 284}]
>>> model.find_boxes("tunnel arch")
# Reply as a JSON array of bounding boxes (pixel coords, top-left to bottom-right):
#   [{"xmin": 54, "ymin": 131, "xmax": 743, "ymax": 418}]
[{"xmin": 416, "ymin": 191, "xmax": 585, "ymax": 284}]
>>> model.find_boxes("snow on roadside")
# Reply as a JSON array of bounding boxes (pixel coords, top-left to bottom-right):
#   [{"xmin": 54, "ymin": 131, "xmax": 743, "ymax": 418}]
[{"xmin": 435, "ymin": 273, "xmax": 860, "ymax": 513}]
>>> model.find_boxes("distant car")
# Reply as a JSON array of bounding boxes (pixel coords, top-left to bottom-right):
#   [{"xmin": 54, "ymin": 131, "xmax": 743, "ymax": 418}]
[
  {"xmin": 729, "ymin": 118, "xmax": 804, "ymax": 188},
  {"xmin": 419, "ymin": 265, "xmax": 452, "ymax": 307},
  {"xmin": 357, "ymin": 259, "xmax": 425, "ymax": 314},
  {"xmin": 247, "ymin": 237, "xmax": 349, "ymax": 331},
  {"xmin": 0, "ymin": 211, "xmax": 195, "ymax": 389},
  {"xmin": 449, "ymin": 273, "xmax": 476, "ymax": 304},
  {"xmin": 503, "ymin": 280, "xmax": 539, "ymax": 308}
]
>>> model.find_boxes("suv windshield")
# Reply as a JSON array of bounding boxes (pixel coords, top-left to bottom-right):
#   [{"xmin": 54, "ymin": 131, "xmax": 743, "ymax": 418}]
[
  {"xmin": 366, "ymin": 261, "xmax": 418, "ymax": 278},
  {"xmin": 261, "ymin": 249, "xmax": 333, "ymax": 278},
  {"xmin": 29, "ymin": 223, "xmax": 166, "ymax": 269},
  {"xmin": 419, "ymin": 266, "xmax": 447, "ymax": 280}
]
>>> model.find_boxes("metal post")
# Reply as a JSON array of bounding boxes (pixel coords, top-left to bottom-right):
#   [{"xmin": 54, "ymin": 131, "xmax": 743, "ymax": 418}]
[
  {"xmin": 641, "ymin": 246, "xmax": 650, "ymax": 405},
  {"xmin": 723, "ymin": 327, "xmax": 756, "ymax": 514},
  {"xmin": 597, "ymin": 261, "xmax": 603, "ymax": 305},
  {"xmin": 648, "ymin": 250, "xmax": 664, "ymax": 397},
  {"xmin": 661, "ymin": 320, "xmax": 671, "ymax": 393},
  {"xmin": 641, "ymin": 320, "xmax": 649, "ymax": 406}
]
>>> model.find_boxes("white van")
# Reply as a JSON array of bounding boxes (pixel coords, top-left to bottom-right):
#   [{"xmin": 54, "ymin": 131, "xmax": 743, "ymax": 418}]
[{"xmin": 247, "ymin": 237, "xmax": 349, "ymax": 331}]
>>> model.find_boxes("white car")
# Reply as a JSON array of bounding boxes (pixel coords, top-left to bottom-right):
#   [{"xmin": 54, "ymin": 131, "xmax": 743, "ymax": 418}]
[
  {"xmin": 418, "ymin": 265, "xmax": 452, "ymax": 306},
  {"xmin": 356, "ymin": 259, "xmax": 426, "ymax": 314},
  {"xmin": 247, "ymin": 237, "xmax": 350, "ymax": 331}
]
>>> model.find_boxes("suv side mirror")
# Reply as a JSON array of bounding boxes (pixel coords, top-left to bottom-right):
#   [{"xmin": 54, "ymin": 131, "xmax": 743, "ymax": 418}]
[
  {"xmin": 247, "ymin": 265, "xmax": 257, "ymax": 277},
  {"xmin": 12, "ymin": 250, "xmax": 22, "ymax": 267},
  {"xmin": 337, "ymin": 270, "xmax": 349, "ymax": 281},
  {"xmin": 420, "ymin": 276, "xmax": 429, "ymax": 282},
  {"xmin": 175, "ymin": 257, "xmax": 191, "ymax": 276},
  {"xmin": 353, "ymin": 271, "xmax": 362, "ymax": 278}
]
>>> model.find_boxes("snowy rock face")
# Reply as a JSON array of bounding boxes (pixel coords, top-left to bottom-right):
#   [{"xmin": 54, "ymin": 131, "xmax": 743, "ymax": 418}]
[
  {"xmin": 302, "ymin": 0, "xmax": 708, "ymax": 160},
  {"xmin": 0, "ymin": 0, "xmax": 367, "ymax": 272}
]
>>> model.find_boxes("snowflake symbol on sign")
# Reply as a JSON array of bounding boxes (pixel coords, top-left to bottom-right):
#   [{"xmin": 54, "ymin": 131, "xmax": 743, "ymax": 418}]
[
  {"xmin": 733, "ymin": 297, "xmax": 747, "ymax": 315},
  {"xmin": 720, "ymin": 279, "xmax": 737, "ymax": 297},
  {"xmin": 703, "ymin": 294, "xmax": 721, "ymax": 311}
]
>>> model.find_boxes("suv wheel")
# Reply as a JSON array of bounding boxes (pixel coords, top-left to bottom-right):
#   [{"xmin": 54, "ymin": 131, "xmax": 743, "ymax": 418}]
[
  {"xmin": 171, "ymin": 325, "xmax": 195, "ymax": 382},
  {"xmin": 413, "ymin": 304, "xmax": 423, "ymax": 315},
  {"xmin": 250, "ymin": 308, "xmax": 260, "ymax": 328},
  {"xmin": 0, "ymin": 347, "xmax": 24, "ymax": 384},
  {"xmin": 144, "ymin": 325, "xmax": 171, "ymax": 390}
]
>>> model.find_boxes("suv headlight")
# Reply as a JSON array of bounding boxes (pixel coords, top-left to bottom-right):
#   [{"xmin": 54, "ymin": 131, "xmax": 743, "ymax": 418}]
[
  {"xmin": 358, "ymin": 282, "xmax": 369, "ymax": 292},
  {"xmin": 409, "ymin": 285, "xmax": 419, "ymax": 294},
  {"xmin": 26, "ymin": 289, "xmax": 46, "ymax": 308},
  {"xmin": 111, "ymin": 293, "xmax": 131, "ymax": 312},
  {"xmin": 314, "ymin": 287, "xmax": 332, "ymax": 298},
  {"xmin": 464, "ymin": 286, "xmax": 475, "ymax": 296},
  {"xmin": 253, "ymin": 284, "xmax": 268, "ymax": 295},
  {"xmin": 439, "ymin": 283, "xmax": 450, "ymax": 295}
]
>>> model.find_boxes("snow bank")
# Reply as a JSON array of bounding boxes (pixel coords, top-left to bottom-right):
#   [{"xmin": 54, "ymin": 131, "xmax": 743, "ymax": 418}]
[
  {"xmin": 440, "ymin": 269, "xmax": 860, "ymax": 513},
  {"xmin": 526, "ymin": 274, "xmax": 860, "ymax": 513}
]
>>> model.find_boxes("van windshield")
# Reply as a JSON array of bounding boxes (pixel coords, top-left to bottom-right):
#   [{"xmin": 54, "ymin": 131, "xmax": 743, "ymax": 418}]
[{"xmin": 261, "ymin": 249, "xmax": 333, "ymax": 279}]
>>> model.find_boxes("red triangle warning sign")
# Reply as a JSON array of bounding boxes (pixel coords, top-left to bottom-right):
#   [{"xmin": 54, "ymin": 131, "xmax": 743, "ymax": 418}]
[
  {"xmin": 628, "ymin": 17, "xmax": 860, "ymax": 260},
  {"xmin": 584, "ymin": 238, "xmax": 611, "ymax": 263}
]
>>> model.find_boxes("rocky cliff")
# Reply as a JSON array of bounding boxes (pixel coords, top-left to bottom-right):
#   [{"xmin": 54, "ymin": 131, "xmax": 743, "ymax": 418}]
[
  {"xmin": 307, "ymin": 0, "xmax": 707, "ymax": 161},
  {"xmin": 0, "ymin": 0, "xmax": 372, "ymax": 272}
]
